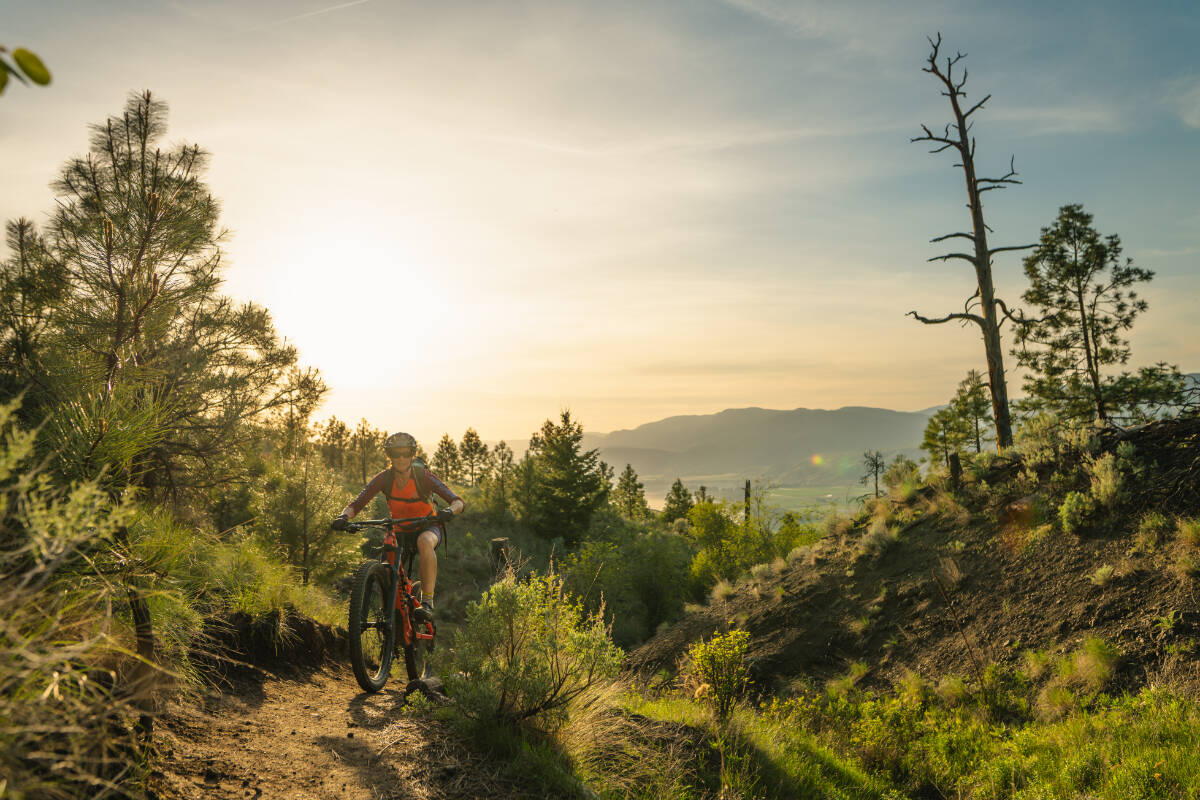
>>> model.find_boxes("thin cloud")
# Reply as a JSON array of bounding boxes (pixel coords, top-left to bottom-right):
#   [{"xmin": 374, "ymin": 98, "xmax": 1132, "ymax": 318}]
[
  {"xmin": 239, "ymin": 0, "xmax": 374, "ymax": 33},
  {"xmin": 1169, "ymin": 78, "xmax": 1200, "ymax": 128},
  {"xmin": 474, "ymin": 123, "xmax": 889, "ymax": 159},
  {"xmin": 989, "ymin": 103, "xmax": 1126, "ymax": 135}
]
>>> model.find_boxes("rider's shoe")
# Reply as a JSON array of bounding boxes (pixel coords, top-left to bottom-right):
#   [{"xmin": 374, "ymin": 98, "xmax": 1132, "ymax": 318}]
[{"xmin": 413, "ymin": 598, "xmax": 435, "ymax": 624}]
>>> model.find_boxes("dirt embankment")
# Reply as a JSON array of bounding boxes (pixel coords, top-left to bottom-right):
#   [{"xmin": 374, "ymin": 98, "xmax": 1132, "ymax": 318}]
[{"xmin": 629, "ymin": 417, "xmax": 1200, "ymax": 695}]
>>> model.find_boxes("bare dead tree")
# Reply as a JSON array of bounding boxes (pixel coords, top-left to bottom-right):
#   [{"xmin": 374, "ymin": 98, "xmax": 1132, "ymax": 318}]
[{"xmin": 908, "ymin": 34, "xmax": 1035, "ymax": 449}]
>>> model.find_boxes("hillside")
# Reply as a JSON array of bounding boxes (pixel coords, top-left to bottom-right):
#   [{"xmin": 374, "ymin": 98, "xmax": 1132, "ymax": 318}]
[
  {"xmin": 629, "ymin": 415, "xmax": 1200, "ymax": 697},
  {"xmin": 583, "ymin": 405, "xmax": 935, "ymax": 497}
]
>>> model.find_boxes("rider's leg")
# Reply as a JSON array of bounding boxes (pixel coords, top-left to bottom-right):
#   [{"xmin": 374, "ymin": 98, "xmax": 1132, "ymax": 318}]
[{"xmin": 417, "ymin": 529, "xmax": 438, "ymax": 601}]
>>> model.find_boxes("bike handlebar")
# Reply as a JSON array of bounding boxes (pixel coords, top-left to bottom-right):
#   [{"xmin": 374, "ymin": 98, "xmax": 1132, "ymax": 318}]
[{"xmin": 343, "ymin": 514, "xmax": 443, "ymax": 532}]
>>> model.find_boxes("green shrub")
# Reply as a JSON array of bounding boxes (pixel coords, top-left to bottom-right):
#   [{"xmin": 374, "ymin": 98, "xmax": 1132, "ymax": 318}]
[
  {"xmin": 686, "ymin": 629, "xmax": 751, "ymax": 721},
  {"xmin": 1059, "ymin": 491, "xmax": 1095, "ymax": 535},
  {"xmin": 445, "ymin": 570, "xmax": 622, "ymax": 734},
  {"xmin": 1087, "ymin": 452, "xmax": 1123, "ymax": 507}
]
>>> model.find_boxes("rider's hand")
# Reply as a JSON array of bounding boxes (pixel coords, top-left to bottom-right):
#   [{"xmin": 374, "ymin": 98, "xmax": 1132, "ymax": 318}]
[
  {"xmin": 436, "ymin": 506, "xmax": 455, "ymax": 523},
  {"xmin": 331, "ymin": 514, "xmax": 349, "ymax": 531}
]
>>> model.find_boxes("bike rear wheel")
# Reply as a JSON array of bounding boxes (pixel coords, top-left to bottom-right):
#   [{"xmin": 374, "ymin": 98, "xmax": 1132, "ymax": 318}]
[
  {"xmin": 403, "ymin": 580, "xmax": 434, "ymax": 682},
  {"xmin": 348, "ymin": 560, "xmax": 395, "ymax": 693}
]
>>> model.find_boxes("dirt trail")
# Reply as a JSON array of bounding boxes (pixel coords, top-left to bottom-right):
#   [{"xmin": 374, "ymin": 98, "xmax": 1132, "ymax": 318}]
[{"xmin": 151, "ymin": 667, "xmax": 526, "ymax": 800}]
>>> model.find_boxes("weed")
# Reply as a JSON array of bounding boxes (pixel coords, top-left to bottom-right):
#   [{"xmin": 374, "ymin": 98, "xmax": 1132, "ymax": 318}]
[
  {"xmin": 1155, "ymin": 611, "xmax": 1179, "ymax": 634},
  {"xmin": 1166, "ymin": 639, "xmax": 1197, "ymax": 656},
  {"xmin": 1089, "ymin": 564, "xmax": 1115, "ymax": 587},
  {"xmin": 848, "ymin": 616, "xmax": 871, "ymax": 636}
]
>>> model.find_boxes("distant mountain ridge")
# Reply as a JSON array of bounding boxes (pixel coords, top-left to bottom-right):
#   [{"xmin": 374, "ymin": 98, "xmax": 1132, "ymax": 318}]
[{"xmin": 581, "ymin": 405, "xmax": 935, "ymax": 497}]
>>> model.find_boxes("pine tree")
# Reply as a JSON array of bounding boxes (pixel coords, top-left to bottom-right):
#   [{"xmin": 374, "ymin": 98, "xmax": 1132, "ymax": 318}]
[
  {"xmin": 458, "ymin": 427, "xmax": 490, "ymax": 486},
  {"xmin": 349, "ymin": 418, "xmax": 384, "ymax": 485},
  {"xmin": 316, "ymin": 416, "xmax": 350, "ymax": 471},
  {"xmin": 526, "ymin": 411, "xmax": 608, "ymax": 545},
  {"xmin": 921, "ymin": 406, "xmax": 969, "ymax": 470},
  {"xmin": 430, "ymin": 434, "xmax": 461, "ymax": 483},
  {"xmin": 0, "ymin": 91, "xmax": 322, "ymax": 499},
  {"xmin": 861, "ymin": 450, "xmax": 885, "ymax": 499},
  {"xmin": 613, "ymin": 463, "xmax": 649, "ymax": 520},
  {"xmin": 482, "ymin": 440, "xmax": 515, "ymax": 517},
  {"xmin": 950, "ymin": 370, "xmax": 993, "ymax": 453},
  {"xmin": 661, "ymin": 477, "xmax": 694, "ymax": 523},
  {"xmin": 1014, "ymin": 204, "xmax": 1185, "ymax": 424}
]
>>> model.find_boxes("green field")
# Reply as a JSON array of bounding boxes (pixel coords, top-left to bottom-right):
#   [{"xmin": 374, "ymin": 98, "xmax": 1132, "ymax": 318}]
[
  {"xmin": 699, "ymin": 484, "xmax": 864, "ymax": 515},
  {"xmin": 767, "ymin": 485, "xmax": 864, "ymax": 514}
]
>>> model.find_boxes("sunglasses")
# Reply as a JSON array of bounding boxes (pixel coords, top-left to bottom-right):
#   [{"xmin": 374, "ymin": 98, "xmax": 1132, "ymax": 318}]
[{"xmin": 387, "ymin": 448, "xmax": 416, "ymax": 459}]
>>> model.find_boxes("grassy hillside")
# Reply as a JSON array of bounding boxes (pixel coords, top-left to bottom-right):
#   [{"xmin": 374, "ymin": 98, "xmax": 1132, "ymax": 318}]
[{"xmin": 613, "ymin": 414, "xmax": 1200, "ymax": 798}]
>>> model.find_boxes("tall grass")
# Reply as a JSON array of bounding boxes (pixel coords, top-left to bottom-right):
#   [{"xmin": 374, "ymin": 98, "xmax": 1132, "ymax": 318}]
[{"xmin": 1, "ymin": 403, "xmax": 150, "ymax": 798}]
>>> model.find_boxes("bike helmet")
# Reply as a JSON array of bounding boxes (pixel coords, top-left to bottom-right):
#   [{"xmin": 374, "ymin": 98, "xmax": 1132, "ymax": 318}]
[{"xmin": 383, "ymin": 431, "xmax": 417, "ymax": 451}]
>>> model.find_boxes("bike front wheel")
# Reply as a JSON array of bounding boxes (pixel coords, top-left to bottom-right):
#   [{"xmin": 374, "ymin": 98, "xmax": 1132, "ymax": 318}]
[{"xmin": 348, "ymin": 560, "xmax": 395, "ymax": 693}]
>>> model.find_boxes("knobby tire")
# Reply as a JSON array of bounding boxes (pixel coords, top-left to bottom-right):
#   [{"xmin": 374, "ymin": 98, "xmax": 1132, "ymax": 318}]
[
  {"xmin": 349, "ymin": 560, "xmax": 394, "ymax": 693},
  {"xmin": 403, "ymin": 579, "xmax": 433, "ymax": 682}
]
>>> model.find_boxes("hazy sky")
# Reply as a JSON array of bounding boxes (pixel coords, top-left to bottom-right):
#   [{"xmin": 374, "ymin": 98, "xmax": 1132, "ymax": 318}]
[{"xmin": 3, "ymin": 0, "xmax": 1198, "ymax": 447}]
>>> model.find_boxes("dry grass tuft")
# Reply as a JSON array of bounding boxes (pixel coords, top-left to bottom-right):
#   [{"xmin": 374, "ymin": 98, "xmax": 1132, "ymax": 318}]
[
  {"xmin": 1178, "ymin": 517, "xmax": 1200, "ymax": 550},
  {"xmin": 1035, "ymin": 684, "xmax": 1076, "ymax": 720},
  {"xmin": 1022, "ymin": 649, "xmax": 1051, "ymax": 680},
  {"xmin": 710, "ymin": 580, "xmax": 735, "ymax": 603},
  {"xmin": 859, "ymin": 519, "xmax": 897, "ymax": 560},
  {"xmin": 896, "ymin": 670, "xmax": 931, "ymax": 705},
  {"xmin": 937, "ymin": 556, "xmax": 964, "ymax": 589},
  {"xmin": 935, "ymin": 675, "xmax": 969, "ymax": 707},
  {"xmin": 1088, "ymin": 564, "xmax": 1115, "ymax": 587},
  {"xmin": 556, "ymin": 681, "xmax": 698, "ymax": 799}
]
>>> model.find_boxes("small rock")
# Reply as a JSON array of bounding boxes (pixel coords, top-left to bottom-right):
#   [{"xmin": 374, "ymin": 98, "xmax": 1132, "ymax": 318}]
[{"xmin": 347, "ymin": 732, "xmax": 354, "ymax": 739}]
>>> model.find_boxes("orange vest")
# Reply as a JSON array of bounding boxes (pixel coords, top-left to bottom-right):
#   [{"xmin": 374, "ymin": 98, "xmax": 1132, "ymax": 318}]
[{"xmin": 384, "ymin": 470, "xmax": 434, "ymax": 520}]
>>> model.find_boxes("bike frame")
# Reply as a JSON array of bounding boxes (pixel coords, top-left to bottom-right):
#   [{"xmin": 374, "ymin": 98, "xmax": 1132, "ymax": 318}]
[{"xmin": 379, "ymin": 518, "xmax": 437, "ymax": 648}]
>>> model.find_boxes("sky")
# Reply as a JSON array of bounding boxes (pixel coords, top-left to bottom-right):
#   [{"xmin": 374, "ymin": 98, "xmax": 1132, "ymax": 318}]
[{"xmin": 3, "ymin": 0, "xmax": 1198, "ymax": 447}]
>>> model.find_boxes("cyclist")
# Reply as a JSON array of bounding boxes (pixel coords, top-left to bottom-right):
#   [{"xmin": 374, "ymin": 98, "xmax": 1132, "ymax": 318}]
[{"xmin": 332, "ymin": 432, "xmax": 464, "ymax": 622}]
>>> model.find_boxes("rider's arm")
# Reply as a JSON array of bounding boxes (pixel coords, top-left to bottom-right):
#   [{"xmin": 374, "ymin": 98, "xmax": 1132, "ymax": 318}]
[
  {"xmin": 428, "ymin": 472, "xmax": 465, "ymax": 515},
  {"xmin": 341, "ymin": 469, "xmax": 392, "ymax": 519}
]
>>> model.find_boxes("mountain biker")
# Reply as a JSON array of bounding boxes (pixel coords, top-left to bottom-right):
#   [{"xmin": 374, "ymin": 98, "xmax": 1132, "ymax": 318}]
[{"xmin": 332, "ymin": 432, "xmax": 464, "ymax": 622}]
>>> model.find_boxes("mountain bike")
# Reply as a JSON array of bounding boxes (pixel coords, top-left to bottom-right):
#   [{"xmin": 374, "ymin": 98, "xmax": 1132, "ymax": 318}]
[{"xmin": 344, "ymin": 515, "xmax": 441, "ymax": 693}]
